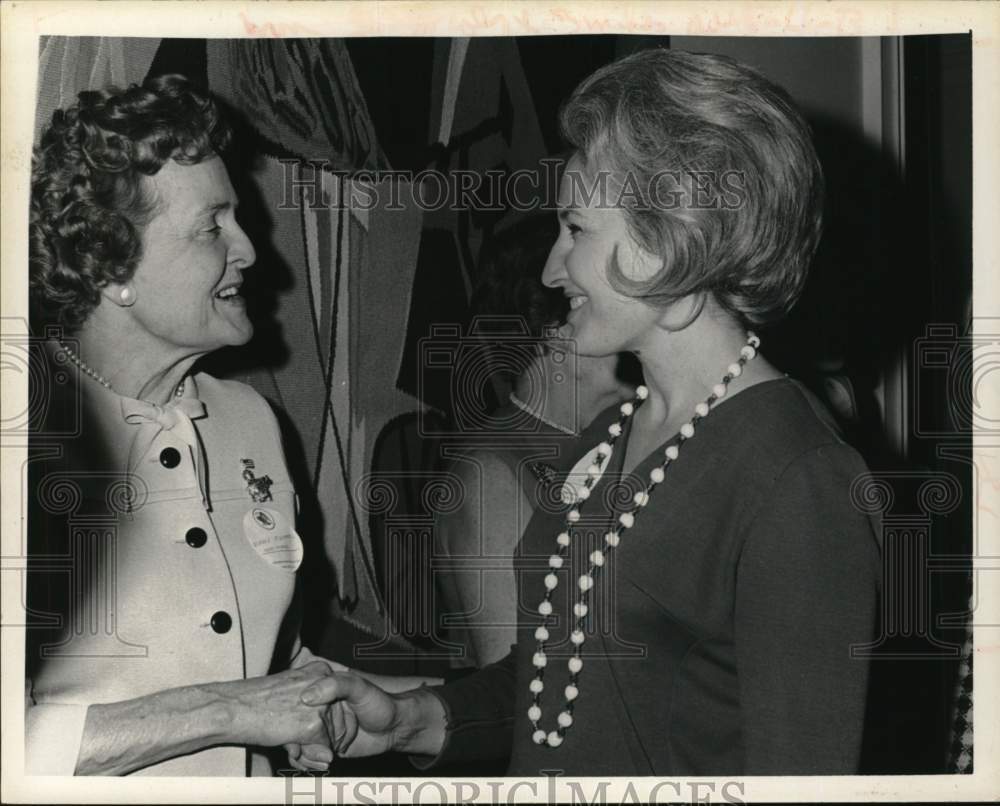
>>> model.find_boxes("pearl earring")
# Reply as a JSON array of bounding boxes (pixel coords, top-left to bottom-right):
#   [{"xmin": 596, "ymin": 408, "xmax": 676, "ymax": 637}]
[{"xmin": 120, "ymin": 287, "xmax": 135, "ymax": 306}]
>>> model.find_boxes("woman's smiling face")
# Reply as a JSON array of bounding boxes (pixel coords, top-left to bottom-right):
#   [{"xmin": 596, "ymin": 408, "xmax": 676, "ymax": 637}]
[
  {"xmin": 125, "ymin": 156, "xmax": 257, "ymax": 355},
  {"xmin": 542, "ymin": 154, "xmax": 663, "ymax": 358}
]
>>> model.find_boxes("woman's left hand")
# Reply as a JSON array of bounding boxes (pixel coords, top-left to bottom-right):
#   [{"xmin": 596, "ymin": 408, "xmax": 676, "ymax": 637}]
[
  {"xmin": 283, "ymin": 701, "xmax": 355, "ymax": 772},
  {"xmin": 284, "ymin": 741, "xmax": 332, "ymax": 772}
]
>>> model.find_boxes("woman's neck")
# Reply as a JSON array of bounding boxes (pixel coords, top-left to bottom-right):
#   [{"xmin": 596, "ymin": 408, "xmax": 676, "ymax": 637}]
[
  {"xmin": 72, "ymin": 319, "xmax": 202, "ymax": 406},
  {"xmin": 632, "ymin": 314, "xmax": 779, "ymax": 433}
]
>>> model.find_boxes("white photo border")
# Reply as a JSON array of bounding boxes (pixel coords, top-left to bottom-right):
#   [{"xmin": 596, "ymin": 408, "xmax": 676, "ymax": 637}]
[{"xmin": 2, "ymin": 1, "xmax": 998, "ymax": 802}]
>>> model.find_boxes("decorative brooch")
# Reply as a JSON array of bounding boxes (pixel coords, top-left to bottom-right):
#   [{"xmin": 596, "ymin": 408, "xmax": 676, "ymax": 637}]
[{"xmin": 241, "ymin": 459, "xmax": 274, "ymax": 503}]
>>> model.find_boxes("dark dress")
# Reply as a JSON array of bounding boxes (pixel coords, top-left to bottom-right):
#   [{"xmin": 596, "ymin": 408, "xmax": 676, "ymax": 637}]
[{"xmin": 423, "ymin": 378, "xmax": 881, "ymax": 776}]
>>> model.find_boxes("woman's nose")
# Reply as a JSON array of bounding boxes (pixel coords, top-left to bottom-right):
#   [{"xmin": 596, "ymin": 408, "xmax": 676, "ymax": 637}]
[
  {"xmin": 228, "ymin": 224, "xmax": 257, "ymax": 270},
  {"xmin": 541, "ymin": 242, "xmax": 567, "ymax": 288}
]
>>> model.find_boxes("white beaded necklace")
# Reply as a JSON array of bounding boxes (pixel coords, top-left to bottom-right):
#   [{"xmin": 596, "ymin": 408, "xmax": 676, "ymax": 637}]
[
  {"xmin": 527, "ymin": 331, "xmax": 761, "ymax": 748},
  {"xmin": 58, "ymin": 340, "xmax": 185, "ymax": 401}
]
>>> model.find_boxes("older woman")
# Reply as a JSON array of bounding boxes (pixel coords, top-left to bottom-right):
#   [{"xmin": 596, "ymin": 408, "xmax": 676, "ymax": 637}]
[
  {"xmin": 300, "ymin": 49, "xmax": 881, "ymax": 776},
  {"xmin": 26, "ymin": 75, "xmax": 369, "ymax": 776}
]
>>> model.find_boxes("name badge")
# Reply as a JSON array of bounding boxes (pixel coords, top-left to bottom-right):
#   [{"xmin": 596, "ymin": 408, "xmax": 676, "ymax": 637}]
[{"xmin": 242, "ymin": 507, "xmax": 303, "ymax": 572}]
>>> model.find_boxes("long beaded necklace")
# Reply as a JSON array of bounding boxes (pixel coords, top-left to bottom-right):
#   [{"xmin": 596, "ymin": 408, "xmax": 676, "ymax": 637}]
[
  {"xmin": 58, "ymin": 340, "xmax": 185, "ymax": 401},
  {"xmin": 527, "ymin": 331, "xmax": 760, "ymax": 748}
]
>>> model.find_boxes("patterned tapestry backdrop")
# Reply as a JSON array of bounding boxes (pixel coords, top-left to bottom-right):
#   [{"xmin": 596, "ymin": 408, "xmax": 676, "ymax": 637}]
[{"xmin": 33, "ymin": 35, "xmax": 629, "ymax": 670}]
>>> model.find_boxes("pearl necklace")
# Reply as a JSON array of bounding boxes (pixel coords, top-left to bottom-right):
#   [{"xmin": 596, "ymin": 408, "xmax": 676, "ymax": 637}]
[
  {"xmin": 509, "ymin": 392, "xmax": 579, "ymax": 437},
  {"xmin": 57, "ymin": 340, "xmax": 185, "ymax": 401},
  {"xmin": 527, "ymin": 331, "xmax": 761, "ymax": 748}
]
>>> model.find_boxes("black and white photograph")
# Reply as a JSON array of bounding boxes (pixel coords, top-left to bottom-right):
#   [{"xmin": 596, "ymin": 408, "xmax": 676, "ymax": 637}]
[{"xmin": 1, "ymin": 1, "xmax": 997, "ymax": 803}]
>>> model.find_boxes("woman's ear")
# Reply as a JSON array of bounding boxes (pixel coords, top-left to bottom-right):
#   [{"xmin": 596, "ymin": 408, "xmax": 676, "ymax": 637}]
[
  {"xmin": 618, "ymin": 237, "xmax": 663, "ymax": 284},
  {"xmin": 101, "ymin": 282, "xmax": 136, "ymax": 308},
  {"xmin": 654, "ymin": 292, "xmax": 707, "ymax": 333}
]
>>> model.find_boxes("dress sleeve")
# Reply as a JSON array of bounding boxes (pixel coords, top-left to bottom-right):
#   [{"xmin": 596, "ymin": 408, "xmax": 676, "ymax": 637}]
[
  {"xmin": 288, "ymin": 639, "xmax": 348, "ymax": 671},
  {"xmin": 734, "ymin": 443, "xmax": 880, "ymax": 774},
  {"xmin": 410, "ymin": 649, "xmax": 518, "ymax": 768},
  {"xmin": 24, "ymin": 681, "xmax": 89, "ymax": 775}
]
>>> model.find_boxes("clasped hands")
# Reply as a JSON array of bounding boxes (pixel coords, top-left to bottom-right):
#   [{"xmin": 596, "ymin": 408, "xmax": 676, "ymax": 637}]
[{"xmin": 263, "ymin": 662, "xmax": 405, "ymax": 772}]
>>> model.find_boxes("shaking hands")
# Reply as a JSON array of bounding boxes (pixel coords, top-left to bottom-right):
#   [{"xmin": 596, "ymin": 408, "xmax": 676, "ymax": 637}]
[{"xmin": 285, "ymin": 670, "xmax": 448, "ymax": 770}]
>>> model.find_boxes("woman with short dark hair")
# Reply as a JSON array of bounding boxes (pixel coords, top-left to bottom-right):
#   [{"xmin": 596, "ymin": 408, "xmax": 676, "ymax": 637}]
[
  {"xmin": 304, "ymin": 49, "xmax": 880, "ymax": 776},
  {"xmin": 26, "ymin": 75, "xmax": 355, "ymax": 776}
]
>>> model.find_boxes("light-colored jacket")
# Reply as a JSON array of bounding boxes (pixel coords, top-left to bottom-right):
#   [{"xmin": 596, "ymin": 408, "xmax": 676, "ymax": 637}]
[{"xmin": 26, "ymin": 365, "xmax": 319, "ymax": 776}]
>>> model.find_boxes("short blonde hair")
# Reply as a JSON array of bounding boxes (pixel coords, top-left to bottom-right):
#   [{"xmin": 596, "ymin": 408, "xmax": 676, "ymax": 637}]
[{"xmin": 560, "ymin": 48, "xmax": 824, "ymax": 327}]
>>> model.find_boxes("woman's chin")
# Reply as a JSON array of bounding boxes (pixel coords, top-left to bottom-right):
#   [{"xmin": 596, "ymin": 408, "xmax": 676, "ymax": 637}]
[
  {"xmin": 212, "ymin": 318, "xmax": 254, "ymax": 350},
  {"xmin": 560, "ymin": 329, "xmax": 615, "ymax": 359},
  {"xmin": 556, "ymin": 322, "xmax": 590, "ymax": 354},
  {"xmin": 229, "ymin": 323, "xmax": 254, "ymax": 347}
]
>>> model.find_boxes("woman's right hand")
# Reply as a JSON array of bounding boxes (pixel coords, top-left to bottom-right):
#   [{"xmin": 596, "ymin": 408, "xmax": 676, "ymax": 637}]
[
  {"xmin": 70, "ymin": 662, "xmax": 343, "ymax": 775},
  {"xmin": 299, "ymin": 672, "xmax": 447, "ymax": 759},
  {"xmin": 207, "ymin": 661, "xmax": 338, "ymax": 748}
]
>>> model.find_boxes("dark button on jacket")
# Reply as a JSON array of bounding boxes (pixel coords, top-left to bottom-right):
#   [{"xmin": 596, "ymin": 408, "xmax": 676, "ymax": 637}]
[
  {"xmin": 210, "ymin": 611, "xmax": 232, "ymax": 634},
  {"xmin": 159, "ymin": 447, "xmax": 182, "ymax": 468}
]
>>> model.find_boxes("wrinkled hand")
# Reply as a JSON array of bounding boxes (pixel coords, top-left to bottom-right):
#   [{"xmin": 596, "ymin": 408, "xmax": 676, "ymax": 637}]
[
  {"xmin": 283, "ymin": 702, "xmax": 356, "ymax": 772},
  {"xmin": 284, "ymin": 740, "xmax": 331, "ymax": 772},
  {"xmin": 210, "ymin": 661, "xmax": 337, "ymax": 750},
  {"xmin": 282, "ymin": 660, "xmax": 352, "ymax": 772},
  {"xmin": 299, "ymin": 672, "xmax": 403, "ymax": 759}
]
